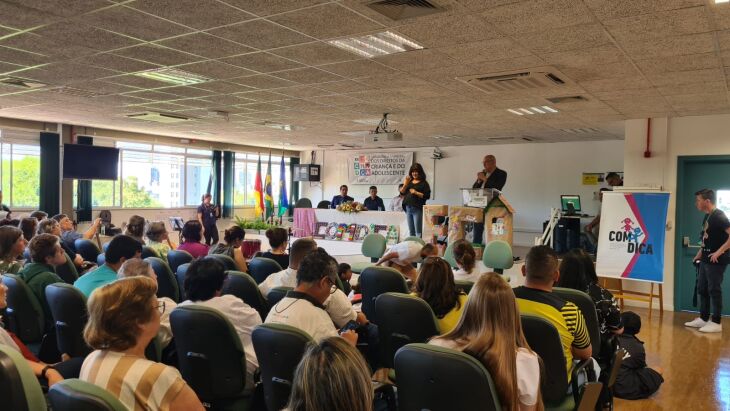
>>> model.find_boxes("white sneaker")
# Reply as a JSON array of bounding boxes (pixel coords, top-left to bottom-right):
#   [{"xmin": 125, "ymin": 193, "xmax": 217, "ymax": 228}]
[
  {"xmin": 684, "ymin": 317, "xmax": 707, "ymax": 328},
  {"xmin": 699, "ymin": 321, "xmax": 722, "ymax": 333}
]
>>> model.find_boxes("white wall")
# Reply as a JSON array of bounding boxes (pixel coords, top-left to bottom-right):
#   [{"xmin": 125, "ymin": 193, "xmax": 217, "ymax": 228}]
[{"xmin": 302, "ymin": 140, "xmax": 625, "ymax": 245}]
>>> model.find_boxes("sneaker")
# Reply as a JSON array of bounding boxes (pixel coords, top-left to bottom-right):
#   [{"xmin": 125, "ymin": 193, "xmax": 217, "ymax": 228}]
[
  {"xmin": 684, "ymin": 317, "xmax": 708, "ymax": 328},
  {"xmin": 699, "ymin": 321, "xmax": 722, "ymax": 333}
]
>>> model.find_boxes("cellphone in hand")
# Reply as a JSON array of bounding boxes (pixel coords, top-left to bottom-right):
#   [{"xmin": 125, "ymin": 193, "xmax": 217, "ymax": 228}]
[{"xmin": 339, "ymin": 320, "xmax": 359, "ymax": 333}]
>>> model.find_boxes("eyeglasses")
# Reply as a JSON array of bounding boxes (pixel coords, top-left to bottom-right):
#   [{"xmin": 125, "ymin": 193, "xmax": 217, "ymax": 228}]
[
  {"xmin": 156, "ymin": 301, "xmax": 166, "ymax": 315},
  {"xmin": 327, "ymin": 277, "xmax": 338, "ymax": 294}
]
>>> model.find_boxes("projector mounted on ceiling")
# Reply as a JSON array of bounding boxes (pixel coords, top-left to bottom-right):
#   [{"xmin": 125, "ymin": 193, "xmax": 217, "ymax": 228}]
[{"xmin": 365, "ymin": 113, "xmax": 403, "ymax": 144}]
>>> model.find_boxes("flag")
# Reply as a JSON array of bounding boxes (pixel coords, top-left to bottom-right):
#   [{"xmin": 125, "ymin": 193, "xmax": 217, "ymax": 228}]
[
  {"xmin": 264, "ymin": 153, "xmax": 274, "ymax": 220},
  {"xmin": 253, "ymin": 154, "xmax": 264, "ymax": 218},
  {"xmin": 278, "ymin": 156, "xmax": 289, "ymax": 216}
]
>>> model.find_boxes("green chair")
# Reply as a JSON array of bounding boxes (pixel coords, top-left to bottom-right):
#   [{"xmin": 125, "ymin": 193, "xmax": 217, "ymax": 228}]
[
  {"xmin": 166, "ymin": 249, "xmax": 193, "ymax": 275},
  {"xmin": 351, "ymin": 233, "xmax": 387, "ymax": 274},
  {"xmin": 553, "ymin": 287, "xmax": 601, "ymax": 359},
  {"xmin": 144, "ymin": 257, "xmax": 180, "ymax": 303},
  {"xmin": 266, "ymin": 286, "xmax": 292, "ymax": 308},
  {"xmin": 482, "ymin": 240, "xmax": 513, "ymax": 274},
  {"xmin": 248, "ymin": 257, "xmax": 283, "ymax": 284},
  {"xmin": 395, "ymin": 343, "xmax": 501, "ymax": 411},
  {"xmin": 48, "ymin": 379, "xmax": 127, "ymax": 411},
  {"xmin": 140, "ymin": 246, "xmax": 159, "ymax": 259},
  {"xmin": 56, "ymin": 252, "xmax": 80, "ymax": 284},
  {"xmin": 442, "ymin": 242, "xmax": 457, "ymax": 268},
  {"xmin": 360, "ymin": 266, "xmax": 409, "ymax": 319},
  {"xmin": 222, "ymin": 271, "xmax": 270, "ymax": 321},
  {"xmin": 454, "ymin": 280, "xmax": 474, "ymax": 295},
  {"xmin": 206, "ymin": 254, "xmax": 238, "ymax": 271},
  {"xmin": 45, "ymin": 283, "xmax": 90, "ymax": 358},
  {"xmin": 0, "ymin": 345, "xmax": 47, "ymax": 411},
  {"xmin": 403, "ymin": 236, "xmax": 426, "ymax": 245},
  {"xmin": 2, "ymin": 274, "xmax": 45, "ymax": 344}
]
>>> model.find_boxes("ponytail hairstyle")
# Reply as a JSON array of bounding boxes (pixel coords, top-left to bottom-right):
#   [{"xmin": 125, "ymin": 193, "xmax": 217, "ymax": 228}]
[
  {"xmin": 453, "ymin": 240, "xmax": 476, "ymax": 273},
  {"xmin": 223, "ymin": 225, "xmax": 245, "ymax": 245}
]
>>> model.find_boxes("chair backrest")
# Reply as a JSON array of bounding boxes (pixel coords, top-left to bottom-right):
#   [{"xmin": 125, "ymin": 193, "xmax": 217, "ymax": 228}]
[
  {"xmin": 553, "ymin": 287, "xmax": 601, "ymax": 357},
  {"xmin": 374, "ymin": 293, "xmax": 440, "ymax": 369},
  {"xmin": 102, "ymin": 242, "xmax": 110, "ymax": 253},
  {"xmin": 140, "ymin": 246, "xmax": 159, "ymax": 259},
  {"xmin": 403, "ymin": 236, "xmax": 425, "ymax": 245},
  {"xmin": 45, "ymin": 283, "xmax": 90, "ymax": 358},
  {"xmin": 294, "ymin": 198, "xmax": 312, "ymax": 208},
  {"xmin": 248, "ymin": 257, "xmax": 283, "ymax": 284},
  {"xmin": 0, "ymin": 345, "xmax": 47, "ymax": 411},
  {"xmin": 520, "ymin": 314, "xmax": 568, "ymax": 403},
  {"xmin": 442, "ymin": 241, "xmax": 457, "ymax": 268},
  {"xmin": 23, "ymin": 248, "xmax": 30, "ymax": 262},
  {"xmin": 205, "ymin": 254, "xmax": 237, "ymax": 271},
  {"xmin": 252, "ymin": 324, "xmax": 313, "ymax": 411},
  {"xmin": 483, "ymin": 240, "xmax": 513, "ymax": 273},
  {"xmin": 607, "ymin": 348, "xmax": 627, "ymax": 390},
  {"xmin": 359, "ymin": 266, "xmax": 409, "ymax": 318},
  {"xmin": 48, "ymin": 379, "xmax": 127, "ymax": 411},
  {"xmin": 316, "ymin": 200, "xmax": 330, "ymax": 209},
  {"xmin": 266, "ymin": 287, "xmax": 292, "ymax": 308},
  {"xmin": 176, "ymin": 263, "xmax": 190, "ymax": 301},
  {"xmin": 395, "ymin": 343, "xmax": 501, "ymax": 411},
  {"xmin": 1, "ymin": 274, "xmax": 45, "ymax": 343},
  {"xmin": 170, "ymin": 305, "xmax": 247, "ymax": 401},
  {"xmin": 166, "ymin": 249, "xmax": 193, "ymax": 275},
  {"xmin": 361, "ymin": 233, "xmax": 387, "ymax": 261},
  {"xmin": 56, "ymin": 252, "xmax": 79, "ymax": 284},
  {"xmin": 144, "ymin": 257, "xmax": 180, "ymax": 302},
  {"xmin": 454, "ymin": 280, "xmax": 474, "ymax": 295},
  {"xmin": 74, "ymin": 239, "xmax": 101, "ymax": 263},
  {"xmin": 96, "ymin": 253, "xmax": 105, "ymax": 267},
  {"xmin": 222, "ymin": 271, "xmax": 270, "ymax": 321}
]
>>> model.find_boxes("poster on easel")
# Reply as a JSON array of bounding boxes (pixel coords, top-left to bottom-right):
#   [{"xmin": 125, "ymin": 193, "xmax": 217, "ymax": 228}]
[{"xmin": 596, "ymin": 192, "xmax": 669, "ymax": 282}]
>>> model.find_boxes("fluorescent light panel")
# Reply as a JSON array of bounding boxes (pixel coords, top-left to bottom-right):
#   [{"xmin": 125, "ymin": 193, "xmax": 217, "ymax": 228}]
[
  {"xmin": 328, "ymin": 31, "xmax": 423, "ymax": 58},
  {"xmin": 134, "ymin": 68, "xmax": 211, "ymax": 86},
  {"xmin": 507, "ymin": 106, "xmax": 559, "ymax": 116},
  {"xmin": 716, "ymin": 0, "xmax": 729, "ymax": 4}
]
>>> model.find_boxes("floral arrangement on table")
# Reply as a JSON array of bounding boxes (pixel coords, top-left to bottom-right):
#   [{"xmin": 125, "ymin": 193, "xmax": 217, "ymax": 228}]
[{"xmin": 336, "ymin": 201, "xmax": 366, "ymax": 213}]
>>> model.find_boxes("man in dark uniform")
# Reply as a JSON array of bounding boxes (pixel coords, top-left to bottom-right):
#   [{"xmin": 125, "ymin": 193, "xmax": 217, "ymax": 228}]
[
  {"xmin": 472, "ymin": 154, "xmax": 507, "ymax": 191},
  {"xmin": 197, "ymin": 193, "xmax": 219, "ymax": 246},
  {"xmin": 330, "ymin": 185, "xmax": 354, "ymax": 209},
  {"xmin": 685, "ymin": 188, "xmax": 730, "ymax": 333}
]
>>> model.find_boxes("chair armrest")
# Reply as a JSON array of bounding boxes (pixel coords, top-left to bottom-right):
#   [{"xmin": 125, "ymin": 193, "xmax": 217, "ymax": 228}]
[
  {"xmin": 576, "ymin": 382, "xmax": 603, "ymax": 411},
  {"xmin": 569, "ymin": 358, "xmax": 596, "ymax": 403}
]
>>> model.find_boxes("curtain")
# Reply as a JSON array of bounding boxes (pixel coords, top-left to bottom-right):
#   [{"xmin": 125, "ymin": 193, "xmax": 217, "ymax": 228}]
[
  {"xmin": 75, "ymin": 136, "xmax": 93, "ymax": 222},
  {"xmin": 207, "ymin": 150, "xmax": 222, "ymax": 208},
  {"xmin": 222, "ymin": 151, "xmax": 234, "ymax": 218},
  {"xmin": 289, "ymin": 157, "xmax": 300, "ymax": 214},
  {"xmin": 39, "ymin": 132, "xmax": 61, "ymax": 216}
]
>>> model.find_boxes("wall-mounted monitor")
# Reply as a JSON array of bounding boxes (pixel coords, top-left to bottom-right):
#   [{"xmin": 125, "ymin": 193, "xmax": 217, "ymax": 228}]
[{"xmin": 63, "ymin": 144, "xmax": 120, "ymax": 180}]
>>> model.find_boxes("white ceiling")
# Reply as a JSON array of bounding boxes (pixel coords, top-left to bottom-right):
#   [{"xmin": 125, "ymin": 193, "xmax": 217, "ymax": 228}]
[{"xmin": 0, "ymin": 0, "xmax": 727, "ymax": 150}]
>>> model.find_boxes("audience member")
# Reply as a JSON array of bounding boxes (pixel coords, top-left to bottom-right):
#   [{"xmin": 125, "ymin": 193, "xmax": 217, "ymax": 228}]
[
  {"xmin": 451, "ymin": 240, "xmax": 488, "ymax": 282},
  {"xmin": 37, "ymin": 218, "xmax": 83, "ymax": 268},
  {"xmin": 413, "ymin": 257, "xmax": 467, "ymax": 333},
  {"xmin": 0, "ymin": 225, "xmax": 26, "ymax": 273},
  {"xmin": 375, "ymin": 241, "xmax": 437, "ymax": 282},
  {"xmin": 17, "ymin": 234, "xmax": 66, "ymax": 329},
  {"xmin": 53, "ymin": 214, "xmax": 102, "ymax": 251},
  {"xmin": 261, "ymin": 227, "xmax": 289, "ymax": 269},
  {"xmin": 117, "ymin": 258, "xmax": 177, "ymax": 348},
  {"xmin": 430, "ymin": 274, "xmax": 542, "ymax": 411},
  {"xmin": 287, "ymin": 337, "xmax": 373, "ymax": 411},
  {"xmin": 146, "ymin": 221, "xmax": 177, "ymax": 263},
  {"xmin": 19, "ymin": 217, "xmax": 37, "ymax": 242},
  {"xmin": 514, "ymin": 246, "xmax": 592, "ymax": 380},
  {"xmin": 337, "ymin": 263, "xmax": 353, "ymax": 295},
  {"xmin": 178, "ymin": 258, "xmax": 260, "ymax": 392},
  {"xmin": 0, "ymin": 189, "xmax": 10, "ymax": 218},
  {"xmin": 197, "ymin": 193, "xmax": 219, "ymax": 246},
  {"xmin": 74, "ymin": 235, "xmax": 142, "ymax": 297},
  {"xmin": 123, "ymin": 215, "xmax": 146, "ymax": 244},
  {"xmin": 330, "ymin": 185, "xmax": 354, "ymax": 209},
  {"xmin": 363, "ymin": 186, "xmax": 385, "ymax": 211},
  {"xmin": 177, "ymin": 220, "xmax": 209, "ymax": 258},
  {"xmin": 614, "ymin": 312, "xmax": 663, "ymax": 400},
  {"xmin": 208, "ymin": 226, "xmax": 248, "ymax": 273},
  {"xmin": 400, "ymin": 163, "xmax": 431, "ymax": 237},
  {"xmin": 265, "ymin": 248, "xmax": 358, "ymax": 345},
  {"xmin": 29, "ymin": 210, "xmax": 48, "ymax": 221},
  {"xmin": 606, "ymin": 172, "xmax": 623, "ymax": 187},
  {"xmin": 0, "ymin": 218, "xmax": 19, "ymax": 227},
  {"xmin": 389, "ymin": 184, "xmax": 405, "ymax": 212},
  {"xmin": 80, "ymin": 277, "xmax": 204, "ymax": 411}
]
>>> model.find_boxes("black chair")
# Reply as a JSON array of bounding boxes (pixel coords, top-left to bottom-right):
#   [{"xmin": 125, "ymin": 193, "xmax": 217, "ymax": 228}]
[
  {"xmin": 170, "ymin": 305, "xmax": 252, "ymax": 411},
  {"xmin": 56, "ymin": 252, "xmax": 79, "ymax": 284},
  {"xmin": 205, "ymin": 254, "xmax": 237, "ymax": 271},
  {"xmin": 0, "ymin": 345, "xmax": 47, "ymax": 411},
  {"xmin": 166, "ymin": 249, "xmax": 193, "ymax": 275},
  {"xmin": 454, "ymin": 280, "xmax": 474, "ymax": 295},
  {"xmin": 359, "ymin": 266, "xmax": 409, "ymax": 319},
  {"xmin": 252, "ymin": 324, "xmax": 313, "ymax": 411},
  {"xmin": 266, "ymin": 287, "xmax": 292, "ymax": 308},
  {"xmin": 248, "ymin": 257, "xmax": 283, "ymax": 284},
  {"xmin": 374, "ymin": 292, "xmax": 440, "ymax": 369},
  {"xmin": 140, "ymin": 246, "xmax": 159, "ymax": 259},
  {"xmin": 74, "ymin": 239, "xmax": 101, "ymax": 263},
  {"xmin": 553, "ymin": 287, "xmax": 601, "ymax": 359},
  {"xmin": 176, "ymin": 263, "xmax": 190, "ymax": 301},
  {"xmin": 48, "ymin": 379, "xmax": 127, "ymax": 411},
  {"xmin": 294, "ymin": 198, "xmax": 312, "ymax": 208},
  {"xmin": 395, "ymin": 343, "xmax": 501, "ymax": 411},
  {"xmin": 316, "ymin": 200, "xmax": 330, "ymax": 209},
  {"xmin": 96, "ymin": 253, "xmax": 105, "ymax": 266},
  {"xmin": 144, "ymin": 257, "xmax": 180, "ymax": 303},
  {"xmin": 45, "ymin": 284, "xmax": 90, "ymax": 358},
  {"xmin": 222, "ymin": 271, "xmax": 270, "ymax": 321},
  {"xmin": 1, "ymin": 274, "xmax": 45, "ymax": 344}
]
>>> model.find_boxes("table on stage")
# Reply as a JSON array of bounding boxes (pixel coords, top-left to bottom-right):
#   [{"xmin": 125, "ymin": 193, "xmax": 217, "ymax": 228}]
[{"xmin": 292, "ymin": 208, "xmax": 408, "ymax": 238}]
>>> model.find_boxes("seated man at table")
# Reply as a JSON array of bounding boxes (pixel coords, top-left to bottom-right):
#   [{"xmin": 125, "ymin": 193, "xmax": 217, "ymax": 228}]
[
  {"xmin": 330, "ymin": 185, "xmax": 354, "ymax": 209},
  {"xmin": 363, "ymin": 186, "xmax": 385, "ymax": 211},
  {"xmin": 375, "ymin": 241, "xmax": 438, "ymax": 282}
]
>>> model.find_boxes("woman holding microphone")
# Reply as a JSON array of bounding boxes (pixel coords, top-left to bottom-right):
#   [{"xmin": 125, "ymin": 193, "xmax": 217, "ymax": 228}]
[{"xmin": 400, "ymin": 163, "xmax": 431, "ymax": 238}]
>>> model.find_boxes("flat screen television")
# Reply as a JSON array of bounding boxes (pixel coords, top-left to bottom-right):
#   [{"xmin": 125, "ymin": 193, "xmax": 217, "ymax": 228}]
[{"xmin": 63, "ymin": 144, "xmax": 120, "ymax": 180}]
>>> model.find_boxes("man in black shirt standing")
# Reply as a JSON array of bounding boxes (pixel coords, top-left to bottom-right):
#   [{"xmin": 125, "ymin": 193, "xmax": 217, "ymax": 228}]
[{"xmin": 685, "ymin": 189, "xmax": 730, "ymax": 333}]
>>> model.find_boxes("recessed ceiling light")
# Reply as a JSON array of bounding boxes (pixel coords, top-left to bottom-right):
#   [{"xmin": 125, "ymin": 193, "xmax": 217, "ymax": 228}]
[
  {"xmin": 507, "ymin": 109, "xmax": 524, "ymax": 116},
  {"xmin": 328, "ymin": 31, "xmax": 423, "ymax": 58},
  {"xmin": 260, "ymin": 123, "xmax": 302, "ymax": 131},
  {"xmin": 507, "ymin": 106, "xmax": 559, "ymax": 116},
  {"xmin": 716, "ymin": 0, "xmax": 729, "ymax": 4},
  {"xmin": 134, "ymin": 68, "xmax": 211, "ymax": 86}
]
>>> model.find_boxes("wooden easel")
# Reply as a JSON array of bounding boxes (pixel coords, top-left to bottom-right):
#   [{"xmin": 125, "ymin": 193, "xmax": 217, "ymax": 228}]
[{"xmin": 599, "ymin": 277, "xmax": 664, "ymax": 319}]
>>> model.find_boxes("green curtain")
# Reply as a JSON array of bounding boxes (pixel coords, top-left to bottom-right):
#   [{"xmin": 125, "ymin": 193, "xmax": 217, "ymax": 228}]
[
  {"xmin": 39, "ymin": 132, "xmax": 61, "ymax": 216},
  {"xmin": 222, "ymin": 151, "xmax": 234, "ymax": 218},
  {"xmin": 207, "ymin": 150, "xmax": 222, "ymax": 207},
  {"xmin": 75, "ymin": 136, "xmax": 93, "ymax": 222},
  {"xmin": 289, "ymin": 157, "xmax": 299, "ymax": 214}
]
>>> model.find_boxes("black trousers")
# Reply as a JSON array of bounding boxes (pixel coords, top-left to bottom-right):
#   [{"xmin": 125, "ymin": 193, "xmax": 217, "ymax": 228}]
[
  {"xmin": 204, "ymin": 223, "xmax": 219, "ymax": 246},
  {"xmin": 698, "ymin": 261, "xmax": 726, "ymax": 323}
]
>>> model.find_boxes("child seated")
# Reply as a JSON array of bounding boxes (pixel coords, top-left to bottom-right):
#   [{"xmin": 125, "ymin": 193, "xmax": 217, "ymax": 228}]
[
  {"xmin": 337, "ymin": 262, "xmax": 353, "ymax": 295},
  {"xmin": 614, "ymin": 311, "xmax": 664, "ymax": 400}
]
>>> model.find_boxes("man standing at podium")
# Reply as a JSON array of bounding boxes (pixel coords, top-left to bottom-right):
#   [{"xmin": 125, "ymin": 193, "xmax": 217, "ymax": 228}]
[{"xmin": 473, "ymin": 155, "xmax": 507, "ymax": 191}]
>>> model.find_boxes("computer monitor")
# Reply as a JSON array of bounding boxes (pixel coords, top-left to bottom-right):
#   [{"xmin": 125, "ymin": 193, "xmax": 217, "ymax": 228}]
[{"xmin": 560, "ymin": 195, "xmax": 581, "ymax": 213}]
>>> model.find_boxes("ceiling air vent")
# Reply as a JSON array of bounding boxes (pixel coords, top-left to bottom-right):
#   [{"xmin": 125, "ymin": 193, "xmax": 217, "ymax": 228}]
[
  {"xmin": 459, "ymin": 67, "xmax": 571, "ymax": 93},
  {"xmin": 546, "ymin": 95, "xmax": 588, "ymax": 104},
  {"xmin": 0, "ymin": 77, "xmax": 47, "ymax": 89},
  {"xmin": 562, "ymin": 127, "xmax": 601, "ymax": 134},
  {"xmin": 126, "ymin": 112, "xmax": 192, "ymax": 124},
  {"xmin": 484, "ymin": 136, "xmax": 515, "ymax": 142},
  {"xmin": 367, "ymin": 0, "xmax": 444, "ymax": 20}
]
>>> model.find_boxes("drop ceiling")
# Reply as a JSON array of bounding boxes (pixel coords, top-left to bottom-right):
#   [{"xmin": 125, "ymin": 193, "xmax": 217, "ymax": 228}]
[{"xmin": 0, "ymin": 0, "xmax": 728, "ymax": 150}]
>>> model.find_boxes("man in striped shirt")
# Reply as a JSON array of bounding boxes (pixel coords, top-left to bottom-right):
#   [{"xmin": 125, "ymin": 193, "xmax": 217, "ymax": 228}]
[{"xmin": 514, "ymin": 246, "xmax": 592, "ymax": 380}]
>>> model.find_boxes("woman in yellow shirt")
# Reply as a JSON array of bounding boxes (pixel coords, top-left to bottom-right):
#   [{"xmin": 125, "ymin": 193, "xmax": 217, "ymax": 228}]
[{"xmin": 412, "ymin": 257, "xmax": 467, "ymax": 333}]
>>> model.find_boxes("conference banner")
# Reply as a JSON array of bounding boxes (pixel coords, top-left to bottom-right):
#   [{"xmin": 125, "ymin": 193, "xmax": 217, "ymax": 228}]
[
  {"xmin": 347, "ymin": 152, "xmax": 413, "ymax": 185},
  {"xmin": 596, "ymin": 192, "xmax": 670, "ymax": 283}
]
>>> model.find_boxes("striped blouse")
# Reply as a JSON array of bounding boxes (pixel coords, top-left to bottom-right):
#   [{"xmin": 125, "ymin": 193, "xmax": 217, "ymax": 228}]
[{"xmin": 80, "ymin": 350, "xmax": 186, "ymax": 411}]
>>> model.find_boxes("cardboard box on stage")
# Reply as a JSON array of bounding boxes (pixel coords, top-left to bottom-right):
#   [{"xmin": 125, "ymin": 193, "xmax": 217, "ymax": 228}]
[
  {"xmin": 485, "ymin": 195, "xmax": 515, "ymax": 246},
  {"xmin": 422, "ymin": 205, "xmax": 449, "ymax": 245},
  {"xmin": 448, "ymin": 206, "xmax": 484, "ymax": 244}
]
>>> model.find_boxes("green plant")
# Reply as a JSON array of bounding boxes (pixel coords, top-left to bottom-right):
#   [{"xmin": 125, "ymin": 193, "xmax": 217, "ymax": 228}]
[{"xmin": 233, "ymin": 216, "xmax": 280, "ymax": 231}]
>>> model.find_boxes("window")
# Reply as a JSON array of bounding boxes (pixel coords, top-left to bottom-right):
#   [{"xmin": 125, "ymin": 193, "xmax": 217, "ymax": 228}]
[
  {"xmin": 0, "ymin": 141, "xmax": 40, "ymax": 208},
  {"xmin": 185, "ymin": 156, "xmax": 211, "ymax": 206},
  {"xmin": 233, "ymin": 153, "xmax": 292, "ymax": 207},
  {"xmin": 121, "ymin": 149, "xmax": 183, "ymax": 208}
]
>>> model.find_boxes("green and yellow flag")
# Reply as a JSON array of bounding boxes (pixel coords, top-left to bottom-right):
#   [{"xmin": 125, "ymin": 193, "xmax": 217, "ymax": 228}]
[{"xmin": 264, "ymin": 153, "xmax": 274, "ymax": 220}]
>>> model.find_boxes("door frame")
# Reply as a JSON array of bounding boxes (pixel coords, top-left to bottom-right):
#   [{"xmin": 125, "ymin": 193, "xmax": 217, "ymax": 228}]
[{"xmin": 675, "ymin": 155, "xmax": 730, "ymax": 312}]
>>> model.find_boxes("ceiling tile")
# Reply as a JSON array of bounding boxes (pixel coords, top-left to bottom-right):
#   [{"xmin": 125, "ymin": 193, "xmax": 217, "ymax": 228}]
[
  {"xmin": 18, "ymin": 63, "xmax": 119, "ymax": 86},
  {"xmin": 175, "ymin": 61, "xmax": 257, "ymax": 80},
  {"xmin": 468, "ymin": 55, "xmax": 547, "ymax": 74},
  {"xmin": 646, "ymin": 68, "xmax": 724, "ymax": 87},
  {"xmin": 218, "ymin": 0, "xmax": 330, "ymax": 17},
  {"xmin": 556, "ymin": 61, "xmax": 641, "ymax": 82},
  {"xmin": 272, "ymin": 67, "xmax": 344, "ymax": 84},
  {"xmin": 103, "ymin": 74, "xmax": 171, "ymax": 89},
  {"xmin": 604, "ymin": 6, "xmax": 711, "ymax": 41},
  {"xmin": 271, "ymin": 85, "xmax": 334, "ymax": 99},
  {"xmin": 655, "ymin": 81, "xmax": 726, "ymax": 96},
  {"xmin": 317, "ymin": 59, "xmax": 394, "ymax": 79},
  {"xmin": 129, "ymin": 0, "xmax": 254, "ymax": 30},
  {"xmin": 228, "ymin": 74, "xmax": 298, "ymax": 90},
  {"xmin": 514, "ymin": 24, "xmax": 613, "ymax": 55},
  {"xmin": 221, "ymin": 52, "xmax": 304, "ymax": 73},
  {"xmin": 207, "ymin": 20, "xmax": 312, "ymax": 50},
  {"xmin": 153, "ymin": 86, "xmax": 214, "ymax": 98},
  {"xmin": 33, "ymin": 23, "xmax": 141, "ymax": 52},
  {"xmin": 395, "ymin": 14, "xmax": 501, "ymax": 48},
  {"xmin": 82, "ymin": 53, "xmax": 160, "ymax": 73},
  {"xmin": 4, "ymin": 0, "xmax": 112, "ymax": 17},
  {"xmin": 617, "ymin": 32, "xmax": 716, "ymax": 59},
  {"xmin": 315, "ymin": 80, "xmax": 370, "ymax": 94},
  {"xmin": 72, "ymin": 80, "xmax": 140, "ymax": 94},
  {"xmin": 113, "ymin": 44, "xmax": 204, "ymax": 66},
  {"xmin": 0, "ymin": 62, "xmax": 26, "ymax": 75},
  {"xmin": 193, "ymin": 81, "xmax": 255, "ymax": 94},
  {"xmin": 0, "ymin": 32, "xmax": 96, "ymax": 58},
  {"xmin": 374, "ymin": 49, "xmax": 459, "ymax": 71},
  {"xmin": 0, "ymin": 2, "xmax": 61, "ymax": 30},
  {"xmin": 0, "ymin": 46, "xmax": 49, "ymax": 67},
  {"xmin": 269, "ymin": 42, "xmax": 360, "ymax": 66},
  {"xmin": 156, "ymin": 33, "xmax": 255, "ymax": 59},
  {"xmin": 268, "ymin": 3, "xmax": 383, "ymax": 39},
  {"xmin": 482, "ymin": 0, "xmax": 595, "ymax": 34},
  {"xmin": 579, "ymin": 76, "xmax": 653, "ymax": 93},
  {"xmin": 232, "ymin": 90, "xmax": 288, "ymax": 102},
  {"xmin": 305, "ymin": 94, "xmax": 364, "ymax": 107},
  {"xmin": 121, "ymin": 89, "xmax": 178, "ymax": 101},
  {"xmin": 437, "ymin": 38, "xmax": 534, "ymax": 64},
  {"xmin": 583, "ymin": 0, "xmax": 704, "ymax": 20},
  {"xmin": 82, "ymin": 6, "xmax": 193, "ymax": 41},
  {"xmin": 635, "ymin": 53, "xmax": 721, "ymax": 74}
]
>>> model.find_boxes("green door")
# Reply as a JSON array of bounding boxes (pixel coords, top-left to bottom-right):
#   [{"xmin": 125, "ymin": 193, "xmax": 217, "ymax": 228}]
[{"xmin": 676, "ymin": 155, "xmax": 730, "ymax": 315}]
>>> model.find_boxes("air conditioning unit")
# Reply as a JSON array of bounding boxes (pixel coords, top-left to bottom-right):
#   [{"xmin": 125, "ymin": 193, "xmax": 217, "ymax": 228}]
[{"xmin": 364, "ymin": 131, "xmax": 403, "ymax": 144}]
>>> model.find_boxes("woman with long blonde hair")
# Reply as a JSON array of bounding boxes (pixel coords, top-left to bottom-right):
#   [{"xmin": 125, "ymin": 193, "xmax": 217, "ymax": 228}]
[{"xmin": 430, "ymin": 273, "xmax": 543, "ymax": 411}]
